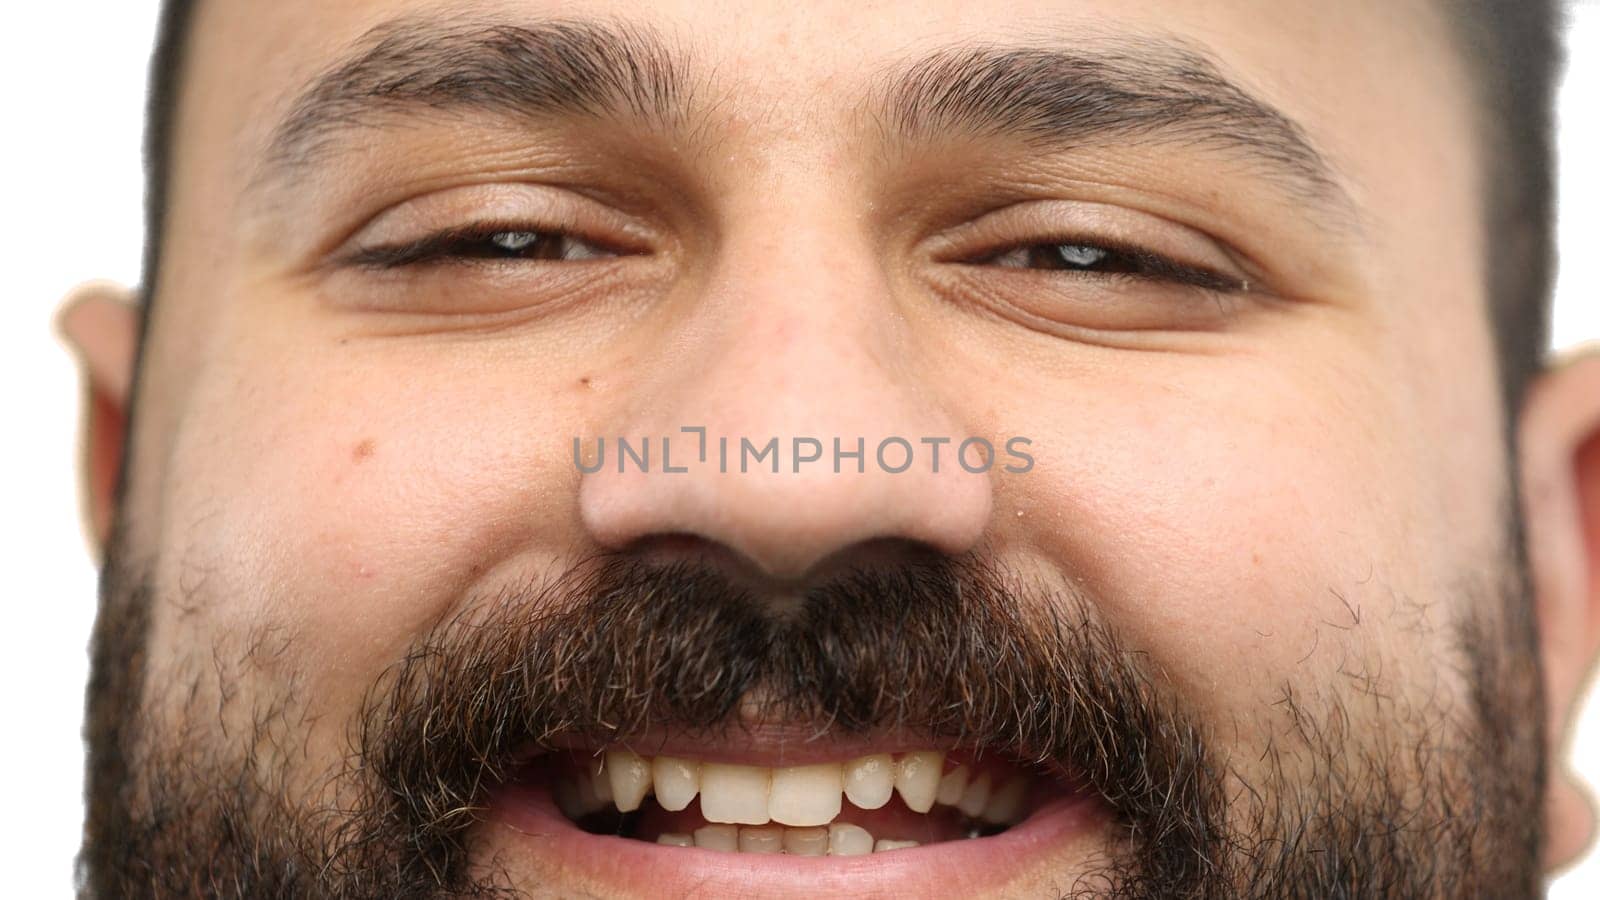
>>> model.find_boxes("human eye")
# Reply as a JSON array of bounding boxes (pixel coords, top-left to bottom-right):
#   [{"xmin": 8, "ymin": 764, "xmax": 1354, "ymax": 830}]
[
  {"xmin": 319, "ymin": 183, "xmax": 668, "ymax": 318},
  {"xmin": 974, "ymin": 239, "xmax": 1246, "ymax": 293},
  {"xmin": 346, "ymin": 222, "xmax": 628, "ymax": 269},
  {"xmin": 926, "ymin": 200, "xmax": 1261, "ymax": 333}
]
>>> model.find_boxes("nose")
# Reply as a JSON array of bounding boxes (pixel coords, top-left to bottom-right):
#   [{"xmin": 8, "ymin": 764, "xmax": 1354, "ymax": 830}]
[{"xmin": 577, "ymin": 207, "xmax": 993, "ymax": 580}]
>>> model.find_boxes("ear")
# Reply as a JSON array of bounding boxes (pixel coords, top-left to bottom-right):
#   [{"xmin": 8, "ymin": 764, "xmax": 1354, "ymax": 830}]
[
  {"xmin": 55, "ymin": 281, "xmax": 141, "ymax": 563},
  {"xmin": 1519, "ymin": 343, "xmax": 1600, "ymax": 873}
]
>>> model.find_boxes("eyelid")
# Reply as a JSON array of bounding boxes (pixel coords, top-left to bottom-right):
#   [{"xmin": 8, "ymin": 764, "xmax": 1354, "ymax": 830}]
[
  {"xmin": 333, "ymin": 182, "xmax": 659, "ymax": 266},
  {"xmin": 925, "ymin": 199, "xmax": 1251, "ymax": 281},
  {"xmin": 344, "ymin": 222, "xmax": 628, "ymax": 269}
]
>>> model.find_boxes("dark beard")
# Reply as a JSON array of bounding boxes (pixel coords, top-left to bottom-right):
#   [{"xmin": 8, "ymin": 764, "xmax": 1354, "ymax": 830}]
[{"xmin": 80, "ymin": 534, "xmax": 1546, "ymax": 899}]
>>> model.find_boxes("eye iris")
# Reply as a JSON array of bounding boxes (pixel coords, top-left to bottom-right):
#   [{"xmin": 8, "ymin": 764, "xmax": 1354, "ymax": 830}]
[
  {"xmin": 491, "ymin": 231, "xmax": 545, "ymax": 254},
  {"xmin": 1051, "ymin": 244, "xmax": 1108, "ymax": 269}
]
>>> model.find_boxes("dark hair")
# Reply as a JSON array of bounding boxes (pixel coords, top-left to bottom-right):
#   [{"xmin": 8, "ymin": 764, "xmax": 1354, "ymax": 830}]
[
  {"xmin": 1448, "ymin": 0, "xmax": 1565, "ymax": 422},
  {"xmin": 138, "ymin": 0, "xmax": 199, "ymax": 337},
  {"xmin": 135, "ymin": 1, "xmax": 1562, "ymax": 416}
]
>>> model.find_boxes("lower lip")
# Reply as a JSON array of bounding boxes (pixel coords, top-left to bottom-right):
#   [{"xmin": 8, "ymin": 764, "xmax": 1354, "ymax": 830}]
[{"xmin": 487, "ymin": 780, "xmax": 1110, "ymax": 898}]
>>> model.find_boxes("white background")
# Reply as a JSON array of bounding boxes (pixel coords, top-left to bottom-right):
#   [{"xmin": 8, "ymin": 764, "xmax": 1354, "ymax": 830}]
[{"xmin": 2, "ymin": 1, "xmax": 1596, "ymax": 896}]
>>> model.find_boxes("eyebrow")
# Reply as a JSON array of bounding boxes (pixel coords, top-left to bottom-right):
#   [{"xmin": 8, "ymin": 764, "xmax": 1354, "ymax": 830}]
[
  {"xmin": 259, "ymin": 17, "xmax": 1356, "ymax": 220},
  {"xmin": 868, "ymin": 40, "xmax": 1352, "ymax": 215},
  {"xmin": 262, "ymin": 17, "xmax": 694, "ymax": 172}
]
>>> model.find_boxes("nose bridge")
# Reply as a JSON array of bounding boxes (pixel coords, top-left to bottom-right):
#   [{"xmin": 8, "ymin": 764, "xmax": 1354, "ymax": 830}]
[
  {"xmin": 577, "ymin": 195, "xmax": 993, "ymax": 578},
  {"xmin": 709, "ymin": 205, "xmax": 901, "ymax": 434}
]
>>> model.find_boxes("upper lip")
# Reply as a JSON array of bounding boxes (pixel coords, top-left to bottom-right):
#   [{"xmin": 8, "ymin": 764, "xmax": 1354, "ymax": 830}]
[
  {"xmin": 543, "ymin": 725, "xmax": 990, "ymax": 768},
  {"xmin": 527, "ymin": 724, "xmax": 1088, "ymax": 796}
]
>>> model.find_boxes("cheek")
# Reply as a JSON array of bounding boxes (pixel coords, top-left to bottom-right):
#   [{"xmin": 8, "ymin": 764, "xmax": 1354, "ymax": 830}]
[
  {"xmin": 994, "ymin": 352, "xmax": 1451, "ymax": 715},
  {"xmin": 150, "ymin": 338, "xmax": 599, "ymax": 719}
]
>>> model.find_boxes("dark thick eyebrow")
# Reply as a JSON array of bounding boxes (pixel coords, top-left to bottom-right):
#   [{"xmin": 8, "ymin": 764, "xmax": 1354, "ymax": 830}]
[
  {"xmin": 258, "ymin": 17, "xmax": 1356, "ymax": 223},
  {"xmin": 261, "ymin": 17, "xmax": 694, "ymax": 174},
  {"xmin": 865, "ymin": 39, "xmax": 1354, "ymax": 217}
]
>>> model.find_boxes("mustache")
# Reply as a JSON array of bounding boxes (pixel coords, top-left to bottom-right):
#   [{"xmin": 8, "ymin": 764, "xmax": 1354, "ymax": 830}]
[
  {"xmin": 88, "ymin": 529, "xmax": 1544, "ymax": 898},
  {"xmin": 352, "ymin": 552, "xmax": 1221, "ymax": 891}
]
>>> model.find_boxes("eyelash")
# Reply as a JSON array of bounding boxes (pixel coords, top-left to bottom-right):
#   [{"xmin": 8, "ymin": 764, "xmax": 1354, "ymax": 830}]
[
  {"xmin": 347, "ymin": 223, "xmax": 626, "ymax": 268},
  {"xmin": 968, "ymin": 238, "xmax": 1245, "ymax": 292},
  {"xmin": 350, "ymin": 223, "xmax": 1246, "ymax": 293}
]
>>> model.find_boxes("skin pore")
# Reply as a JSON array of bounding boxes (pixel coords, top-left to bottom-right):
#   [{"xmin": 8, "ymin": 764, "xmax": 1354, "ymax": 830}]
[{"xmin": 56, "ymin": 0, "xmax": 1600, "ymax": 896}]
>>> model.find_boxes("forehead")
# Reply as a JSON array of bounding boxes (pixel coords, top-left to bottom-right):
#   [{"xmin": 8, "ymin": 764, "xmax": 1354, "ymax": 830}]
[
  {"xmin": 197, "ymin": 0, "xmax": 1448, "ymax": 89},
  {"xmin": 180, "ymin": 0, "xmax": 1464, "ymax": 194}
]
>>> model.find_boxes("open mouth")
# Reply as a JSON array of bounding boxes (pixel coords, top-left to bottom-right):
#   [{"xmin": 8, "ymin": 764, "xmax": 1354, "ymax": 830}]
[
  {"xmin": 518, "ymin": 743, "xmax": 1066, "ymax": 855},
  {"xmin": 483, "ymin": 733, "xmax": 1108, "ymax": 897}
]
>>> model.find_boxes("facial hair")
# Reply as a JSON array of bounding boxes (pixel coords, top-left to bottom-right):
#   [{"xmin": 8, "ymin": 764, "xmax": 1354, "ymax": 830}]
[{"xmin": 80, "ymin": 534, "xmax": 1545, "ymax": 899}]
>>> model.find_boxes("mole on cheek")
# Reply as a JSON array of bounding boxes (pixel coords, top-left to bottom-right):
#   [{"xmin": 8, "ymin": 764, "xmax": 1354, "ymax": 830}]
[{"xmin": 353, "ymin": 439, "xmax": 376, "ymax": 463}]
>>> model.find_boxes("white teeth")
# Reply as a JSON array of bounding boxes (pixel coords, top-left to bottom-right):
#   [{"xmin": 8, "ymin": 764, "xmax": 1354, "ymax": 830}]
[
  {"xmin": 588, "ymin": 756, "xmax": 613, "ymax": 804},
  {"xmin": 665, "ymin": 823, "xmax": 934, "ymax": 855},
  {"xmin": 783, "ymin": 826, "xmax": 830, "ymax": 856},
  {"xmin": 981, "ymin": 775, "xmax": 1027, "ymax": 824},
  {"xmin": 957, "ymin": 771, "xmax": 992, "ymax": 818},
  {"xmin": 571, "ymin": 748, "xmax": 1034, "ymax": 840},
  {"xmin": 738, "ymin": 826, "xmax": 785, "ymax": 854},
  {"xmin": 693, "ymin": 823, "xmax": 739, "ymax": 851},
  {"xmin": 843, "ymin": 754, "xmax": 895, "ymax": 810},
  {"xmin": 894, "ymin": 751, "xmax": 944, "ymax": 813},
  {"xmin": 827, "ymin": 823, "xmax": 875, "ymax": 856},
  {"xmin": 769, "ymin": 763, "xmax": 844, "ymax": 826},
  {"xmin": 677, "ymin": 824, "xmax": 896, "ymax": 855},
  {"xmin": 652, "ymin": 755, "xmax": 700, "ymax": 812},
  {"xmin": 700, "ymin": 762, "xmax": 772, "ymax": 825},
  {"xmin": 935, "ymin": 764, "xmax": 969, "ymax": 807},
  {"xmin": 605, "ymin": 749, "xmax": 653, "ymax": 813}
]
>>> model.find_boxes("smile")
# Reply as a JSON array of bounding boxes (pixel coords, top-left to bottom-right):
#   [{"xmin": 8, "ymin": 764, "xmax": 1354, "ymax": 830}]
[
  {"xmin": 486, "ymin": 733, "xmax": 1110, "ymax": 897},
  {"xmin": 559, "ymin": 747, "xmax": 1036, "ymax": 851}
]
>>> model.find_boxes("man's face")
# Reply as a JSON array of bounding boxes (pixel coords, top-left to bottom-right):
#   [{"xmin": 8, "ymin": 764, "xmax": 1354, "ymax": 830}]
[{"xmin": 84, "ymin": 0, "xmax": 1554, "ymax": 896}]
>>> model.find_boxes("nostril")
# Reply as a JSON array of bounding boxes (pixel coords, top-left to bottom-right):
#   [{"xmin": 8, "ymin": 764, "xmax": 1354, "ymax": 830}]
[
  {"xmin": 787, "ymin": 537, "xmax": 954, "ymax": 586},
  {"xmin": 577, "ymin": 426, "xmax": 995, "ymax": 579},
  {"xmin": 621, "ymin": 533, "xmax": 747, "ymax": 571},
  {"xmin": 607, "ymin": 534, "xmax": 950, "ymax": 601},
  {"xmin": 613, "ymin": 533, "xmax": 811, "ymax": 599}
]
